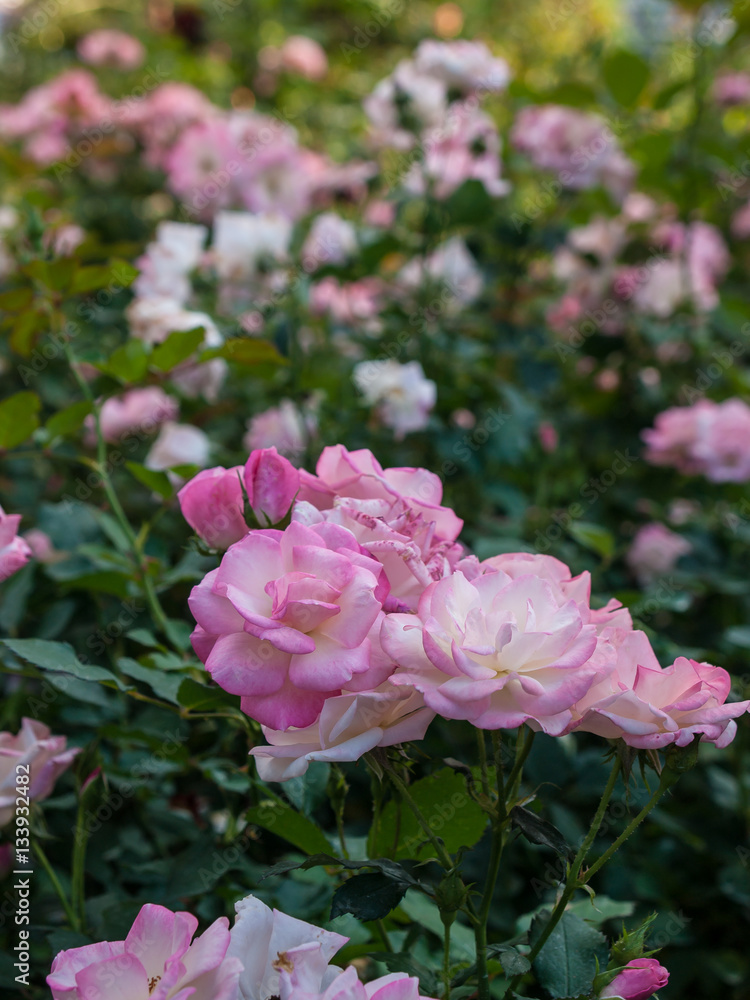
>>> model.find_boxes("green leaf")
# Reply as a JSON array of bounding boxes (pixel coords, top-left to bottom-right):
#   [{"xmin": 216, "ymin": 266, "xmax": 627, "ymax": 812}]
[
  {"xmin": 368, "ymin": 766, "xmax": 488, "ymax": 860},
  {"xmin": 176, "ymin": 677, "xmax": 240, "ymax": 712},
  {"xmin": 117, "ymin": 657, "xmax": 184, "ymax": 703},
  {"xmin": 566, "ymin": 521, "xmax": 614, "ymax": 560},
  {"xmin": 10, "ymin": 309, "xmax": 47, "ymax": 356},
  {"xmin": 206, "ymin": 338, "xmax": 287, "ymax": 366},
  {"xmin": 331, "ymin": 872, "xmax": 411, "ymax": 921},
  {"xmin": 70, "ymin": 259, "xmax": 137, "ymax": 294},
  {"xmin": 529, "ymin": 910, "xmax": 608, "ymax": 998},
  {"xmin": 150, "ymin": 327, "xmax": 205, "ymax": 372},
  {"xmin": 0, "ymin": 287, "xmax": 33, "ymax": 311},
  {"xmin": 246, "ymin": 798, "xmax": 332, "ymax": 855},
  {"xmin": 1, "ymin": 637, "xmax": 130, "ymax": 691},
  {"xmin": 45, "ymin": 401, "xmax": 92, "ymax": 440},
  {"xmin": 603, "ymin": 49, "xmax": 651, "ymax": 106},
  {"xmin": 99, "ymin": 340, "xmax": 150, "ymax": 383},
  {"xmin": 488, "ymin": 944, "xmax": 531, "ymax": 976},
  {"xmin": 125, "ymin": 462, "xmax": 174, "ymax": 499},
  {"xmin": 0, "ymin": 391, "xmax": 40, "ymax": 448},
  {"xmin": 511, "ymin": 806, "xmax": 574, "ymax": 859}
]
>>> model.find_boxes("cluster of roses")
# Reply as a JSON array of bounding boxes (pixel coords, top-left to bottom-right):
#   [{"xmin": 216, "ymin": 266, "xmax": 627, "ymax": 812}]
[
  {"xmin": 40, "ymin": 893, "xmax": 667, "ymax": 1000},
  {"xmin": 178, "ymin": 445, "xmax": 749, "ymax": 783},
  {"xmin": 643, "ymin": 397, "xmax": 750, "ymax": 484}
]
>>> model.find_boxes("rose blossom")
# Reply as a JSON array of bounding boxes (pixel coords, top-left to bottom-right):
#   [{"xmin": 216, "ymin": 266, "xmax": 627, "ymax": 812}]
[
  {"xmin": 279, "ymin": 36, "xmax": 328, "ymax": 80},
  {"xmin": 145, "ymin": 422, "xmax": 211, "ymax": 474},
  {"xmin": 569, "ymin": 629, "xmax": 750, "ymax": 749},
  {"xmin": 599, "ymin": 958, "xmax": 669, "ymax": 1000},
  {"xmin": 23, "ymin": 528, "xmax": 58, "ymax": 563},
  {"xmin": 178, "ymin": 466, "xmax": 248, "ymax": 549},
  {"xmin": 364, "ymin": 60, "xmax": 447, "ymax": 150},
  {"xmin": 47, "ymin": 903, "xmax": 242, "ymax": 1000},
  {"xmin": 353, "ymin": 360, "xmax": 436, "ymax": 438},
  {"xmin": 0, "ymin": 506, "xmax": 32, "ymax": 582},
  {"xmin": 398, "ymin": 237, "xmax": 483, "ymax": 306},
  {"xmin": 188, "ymin": 519, "xmax": 389, "ymax": 730},
  {"xmin": 251, "ymin": 683, "xmax": 434, "ymax": 781},
  {"xmin": 245, "ymin": 447, "xmax": 300, "ymax": 526},
  {"xmin": 642, "ymin": 399, "xmax": 750, "ymax": 483},
  {"xmin": 382, "ymin": 568, "xmax": 607, "ymax": 734},
  {"xmin": 121, "ymin": 82, "xmax": 215, "ymax": 169},
  {"xmin": 413, "ymin": 40, "xmax": 511, "ymax": 93},
  {"xmin": 626, "ymin": 523, "xmax": 692, "ymax": 586},
  {"xmin": 0, "ymin": 719, "xmax": 79, "ymax": 826},
  {"xmin": 77, "ymin": 29, "xmax": 145, "ymax": 70},
  {"xmin": 133, "ymin": 221, "xmax": 208, "ymax": 303},
  {"xmin": 283, "ymin": 964, "xmax": 434, "ymax": 1000},
  {"xmin": 90, "ymin": 388, "xmax": 178, "ymax": 444},
  {"xmin": 226, "ymin": 894, "xmax": 346, "ymax": 1000},
  {"xmin": 244, "ymin": 401, "xmax": 313, "ymax": 459},
  {"xmin": 302, "ymin": 212, "xmax": 357, "ymax": 270},
  {"xmin": 297, "ymin": 445, "xmax": 463, "ymax": 545},
  {"xmin": 212, "ymin": 210, "xmax": 292, "ymax": 282}
]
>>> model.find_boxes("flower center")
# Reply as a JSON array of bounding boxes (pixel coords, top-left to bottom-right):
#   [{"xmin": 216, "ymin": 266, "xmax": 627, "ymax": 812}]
[{"xmin": 148, "ymin": 975, "xmax": 162, "ymax": 993}]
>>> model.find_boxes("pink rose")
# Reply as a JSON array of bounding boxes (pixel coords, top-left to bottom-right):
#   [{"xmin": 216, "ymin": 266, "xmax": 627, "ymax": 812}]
[
  {"xmin": 91, "ymin": 387, "xmax": 178, "ymax": 444},
  {"xmin": 626, "ymin": 523, "xmax": 691, "ymax": 585},
  {"xmin": 244, "ymin": 447, "xmax": 300, "ymax": 526},
  {"xmin": 47, "ymin": 903, "xmax": 242, "ymax": 1000},
  {"xmin": 570, "ymin": 630, "xmax": 750, "ymax": 749},
  {"xmin": 282, "ymin": 963, "xmax": 435, "ymax": 1000},
  {"xmin": 77, "ymin": 29, "xmax": 145, "ymax": 70},
  {"xmin": 712, "ymin": 72, "xmax": 750, "ymax": 106},
  {"xmin": 250, "ymin": 684, "xmax": 434, "ymax": 781},
  {"xmin": 298, "ymin": 445, "xmax": 463, "ymax": 544},
  {"xmin": 23, "ymin": 529, "xmax": 58, "ymax": 564},
  {"xmin": 0, "ymin": 506, "xmax": 32, "ymax": 582},
  {"xmin": 599, "ymin": 958, "xmax": 669, "ymax": 1000},
  {"xmin": 226, "ymin": 894, "xmax": 347, "ymax": 1000},
  {"xmin": 280, "ymin": 36, "xmax": 328, "ymax": 80},
  {"xmin": 293, "ymin": 498, "xmax": 463, "ymax": 611},
  {"xmin": 643, "ymin": 399, "xmax": 750, "ymax": 483},
  {"xmin": 178, "ymin": 466, "xmax": 248, "ymax": 550},
  {"xmin": 244, "ymin": 400, "xmax": 314, "ymax": 459},
  {"xmin": 0, "ymin": 719, "xmax": 79, "ymax": 826},
  {"xmin": 188, "ymin": 520, "xmax": 389, "ymax": 730},
  {"xmin": 383, "ymin": 568, "xmax": 607, "ymax": 734}
]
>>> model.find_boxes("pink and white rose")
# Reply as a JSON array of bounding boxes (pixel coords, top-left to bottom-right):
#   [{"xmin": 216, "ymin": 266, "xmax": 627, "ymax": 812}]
[
  {"xmin": 0, "ymin": 506, "xmax": 32, "ymax": 582},
  {"xmin": 0, "ymin": 718, "xmax": 79, "ymax": 826}
]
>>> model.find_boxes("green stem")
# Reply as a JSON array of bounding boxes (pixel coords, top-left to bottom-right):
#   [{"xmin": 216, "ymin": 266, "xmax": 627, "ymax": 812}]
[
  {"xmin": 387, "ymin": 767, "xmax": 455, "ymax": 871},
  {"xmin": 377, "ymin": 918, "xmax": 392, "ymax": 952},
  {"xmin": 71, "ymin": 798, "xmax": 88, "ymax": 931},
  {"xmin": 61, "ymin": 335, "xmax": 176, "ymax": 646},
  {"xmin": 505, "ymin": 726, "xmax": 535, "ymax": 806},
  {"xmin": 33, "ymin": 841, "xmax": 80, "ymax": 931},
  {"xmin": 443, "ymin": 918, "xmax": 452, "ymax": 1000},
  {"xmin": 477, "ymin": 731, "xmax": 490, "ymax": 801},
  {"xmin": 584, "ymin": 769, "xmax": 674, "ymax": 881},
  {"xmin": 509, "ymin": 757, "xmax": 622, "ymax": 987}
]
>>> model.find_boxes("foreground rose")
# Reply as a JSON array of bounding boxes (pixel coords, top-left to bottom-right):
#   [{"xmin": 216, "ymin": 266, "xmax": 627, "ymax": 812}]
[
  {"xmin": 599, "ymin": 958, "xmax": 669, "ymax": 999},
  {"xmin": 0, "ymin": 505, "xmax": 32, "ymax": 581},
  {"xmin": 293, "ymin": 499, "xmax": 463, "ymax": 611},
  {"xmin": 298, "ymin": 445, "xmax": 462, "ymax": 544},
  {"xmin": 226, "ymin": 894, "xmax": 346, "ymax": 1000},
  {"xmin": 283, "ymin": 965, "xmax": 434, "ymax": 1000},
  {"xmin": 178, "ymin": 466, "xmax": 248, "ymax": 549},
  {"xmin": 569, "ymin": 629, "xmax": 750, "ymax": 748},
  {"xmin": 48, "ymin": 903, "xmax": 242, "ymax": 1000},
  {"xmin": 383, "ymin": 569, "xmax": 607, "ymax": 734},
  {"xmin": 0, "ymin": 718, "xmax": 79, "ymax": 825},
  {"xmin": 250, "ymin": 684, "xmax": 434, "ymax": 781},
  {"xmin": 189, "ymin": 520, "xmax": 388, "ymax": 729},
  {"xmin": 245, "ymin": 447, "xmax": 300, "ymax": 526}
]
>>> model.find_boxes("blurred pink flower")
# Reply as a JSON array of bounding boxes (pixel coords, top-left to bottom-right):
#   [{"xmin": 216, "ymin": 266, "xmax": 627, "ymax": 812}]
[
  {"xmin": 712, "ymin": 72, "xmax": 750, "ymax": 106},
  {"xmin": 643, "ymin": 398, "xmax": 750, "ymax": 483},
  {"xmin": 122, "ymin": 82, "xmax": 215, "ymax": 169},
  {"xmin": 627, "ymin": 523, "xmax": 691, "ymax": 585},
  {"xmin": 353, "ymin": 360, "xmax": 436, "ymax": 438},
  {"xmin": 414, "ymin": 40, "xmax": 510, "ymax": 93},
  {"xmin": 188, "ymin": 520, "xmax": 389, "ymax": 729},
  {"xmin": 280, "ymin": 36, "xmax": 328, "ymax": 80},
  {"xmin": 244, "ymin": 400, "xmax": 314, "ymax": 459},
  {"xmin": 538, "ymin": 422, "xmax": 559, "ymax": 453},
  {"xmin": 23, "ymin": 529, "xmax": 58, "ymax": 564},
  {"xmin": 310, "ymin": 277, "xmax": 384, "ymax": 329},
  {"xmin": 145, "ymin": 422, "xmax": 211, "ymax": 473},
  {"xmin": 302, "ymin": 212, "xmax": 357, "ymax": 270},
  {"xmin": 47, "ymin": 903, "xmax": 242, "ymax": 1000},
  {"xmin": 511, "ymin": 105, "xmax": 635, "ymax": 200},
  {"xmin": 91, "ymin": 387, "xmax": 178, "ymax": 444},
  {"xmin": 0, "ymin": 719, "xmax": 79, "ymax": 826},
  {"xmin": 0, "ymin": 506, "xmax": 32, "ymax": 582},
  {"xmin": 77, "ymin": 29, "xmax": 145, "ymax": 70}
]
